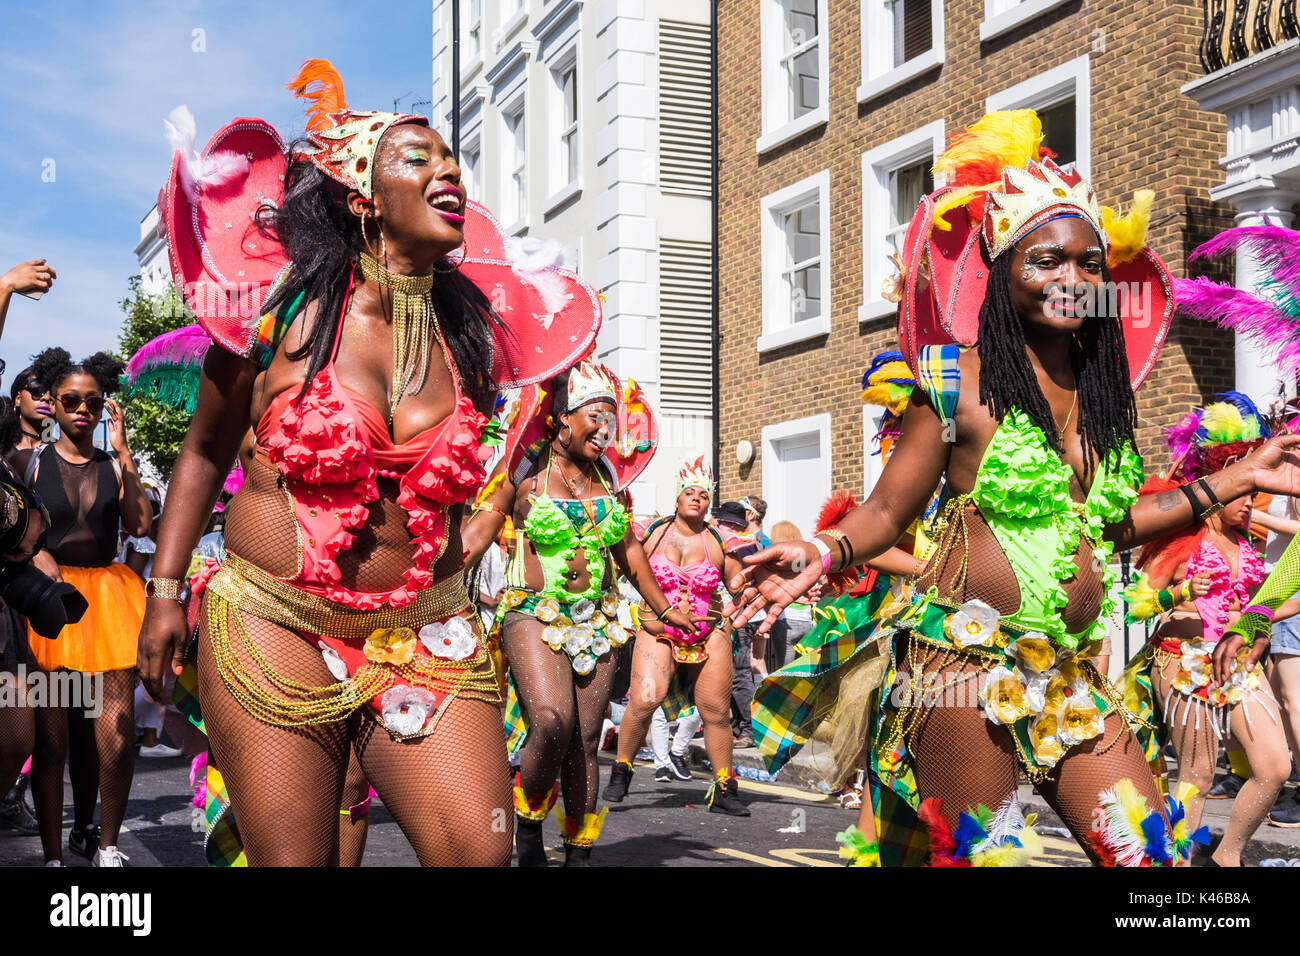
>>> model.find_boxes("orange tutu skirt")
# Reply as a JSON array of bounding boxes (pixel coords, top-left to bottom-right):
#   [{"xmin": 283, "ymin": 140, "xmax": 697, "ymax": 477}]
[{"xmin": 27, "ymin": 563, "xmax": 145, "ymax": 673}]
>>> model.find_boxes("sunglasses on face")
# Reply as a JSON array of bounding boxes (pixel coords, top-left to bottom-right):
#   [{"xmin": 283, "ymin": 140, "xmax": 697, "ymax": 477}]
[
  {"xmin": 21, "ymin": 382, "xmax": 47, "ymax": 399},
  {"xmin": 57, "ymin": 392, "xmax": 105, "ymax": 416}
]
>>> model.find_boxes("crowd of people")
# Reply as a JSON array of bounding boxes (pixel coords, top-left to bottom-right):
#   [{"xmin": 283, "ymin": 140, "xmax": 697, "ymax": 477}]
[{"xmin": 7, "ymin": 65, "xmax": 1300, "ymax": 871}]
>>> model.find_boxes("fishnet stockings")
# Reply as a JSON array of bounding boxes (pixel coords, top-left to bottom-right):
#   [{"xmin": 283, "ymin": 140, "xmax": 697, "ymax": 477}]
[
  {"xmin": 502, "ymin": 612, "xmax": 617, "ymax": 817},
  {"xmin": 198, "ymin": 598, "xmax": 511, "ymax": 866},
  {"xmin": 0, "ymin": 677, "xmax": 33, "ymax": 795},
  {"xmin": 224, "ymin": 457, "xmax": 300, "ymax": 578},
  {"xmin": 1152, "ymin": 656, "xmax": 1289, "ymax": 866},
  {"xmin": 616, "ymin": 630, "xmax": 734, "ymax": 774},
  {"xmin": 917, "ymin": 505, "xmax": 1103, "ymax": 632},
  {"xmin": 95, "ymin": 668, "xmax": 135, "ymax": 847},
  {"xmin": 899, "ymin": 636, "xmax": 1169, "ymax": 865},
  {"xmin": 339, "ymin": 748, "xmax": 369, "ymax": 867},
  {"xmin": 31, "ymin": 694, "xmax": 98, "ymax": 862}
]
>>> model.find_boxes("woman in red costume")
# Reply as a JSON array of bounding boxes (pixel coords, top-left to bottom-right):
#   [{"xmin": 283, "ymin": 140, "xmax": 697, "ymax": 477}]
[{"xmin": 137, "ymin": 61, "xmax": 600, "ymax": 866}]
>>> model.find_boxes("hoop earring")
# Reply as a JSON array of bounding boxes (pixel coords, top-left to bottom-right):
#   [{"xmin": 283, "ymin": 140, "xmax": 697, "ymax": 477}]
[
  {"xmin": 558, "ymin": 424, "xmax": 572, "ymax": 448},
  {"xmin": 359, "ymin": 208, "xmax": 382, "ymax": 260}
]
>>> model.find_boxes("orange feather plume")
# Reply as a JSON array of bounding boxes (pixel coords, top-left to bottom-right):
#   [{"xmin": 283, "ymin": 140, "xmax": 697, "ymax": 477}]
[{"xmin": 287, "ymin": 59, "xmax": 349, "ymax": 132}]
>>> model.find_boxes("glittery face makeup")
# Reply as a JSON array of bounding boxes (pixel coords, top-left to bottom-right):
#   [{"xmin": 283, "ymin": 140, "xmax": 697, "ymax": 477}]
[
  {"xmin": 371, "ymin": 126, "xmax": 465, "ymax": 257},
  {"xmin": 1010, "ymin": 218, "xmax": 1106, "ymax": 331}
]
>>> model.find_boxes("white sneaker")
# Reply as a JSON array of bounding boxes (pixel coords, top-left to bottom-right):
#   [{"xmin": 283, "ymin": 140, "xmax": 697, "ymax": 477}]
[
  {"xmin": 139, "ymin": 744, "xmax": 183, "ymax": 758},
  {"xmin": 93, "ymin": 846, "xmax": 129, "ymax": 867},
  {"xmin": 44, "ymin": 860, "xmax": 62, "ymax": 867}
]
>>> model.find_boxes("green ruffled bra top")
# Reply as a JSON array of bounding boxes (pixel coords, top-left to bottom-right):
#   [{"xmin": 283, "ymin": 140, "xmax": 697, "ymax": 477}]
[
  {"xmin": 506, "ymin": 451, "xmax": 629, "ymax": 602},
  {"xmin": 919, "ymin": 344, "xmax": 1143, "ymax": 650}
]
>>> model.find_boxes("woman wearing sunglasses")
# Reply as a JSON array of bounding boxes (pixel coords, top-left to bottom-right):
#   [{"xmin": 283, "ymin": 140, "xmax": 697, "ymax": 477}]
[
  {"xmin": 2, "ymin": 365, "xmax": 55, "ymax": 454},
  {"xmin": 15, "ymin": 347, "xmax": 151, "ymax": 866}
]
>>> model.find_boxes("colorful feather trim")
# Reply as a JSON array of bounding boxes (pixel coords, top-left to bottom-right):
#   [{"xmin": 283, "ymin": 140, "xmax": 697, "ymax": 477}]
[
  {"xmin": 1100, "ymin": 189, "xmax": 1154, "ymax": 267},
  {"xmin": 1092, "ymin": 778, "xmax": 1192, "ymax": 866},
  {"xmin": 918, "ymin": 795, "xmax": 1042, "ymax": 867},
  {"xmin": 835, "ymin": 825, "xmax": 882, "ymax": 867},
  {"xmin": 222, "ymin": 460, "xmax": 245, "ymax": 498},
  {"xmin": 816, "ymin": 490, "xmax": 861, "ymax": 595},
  {"xmin": 288, "ymin": 59, "xmax": 349, "ymax": 132},
  {"xmin": 1167, "ymin": 782, "xmax": 1212, "ymax": 862},
  {"xmin": 1123, "ymin": 573, "xmax": 1162, "ymax": 624},
  {"xmin": 931, "ymin": 110, "xmax": 1050, "ymax": 232},
  {"xmin": 1176, "ymin": 224, "xmax": 1300, "ymax": 380},
  {"xmin": 122, "ymin": 324, "xmax": 211, "ymax": 415}
]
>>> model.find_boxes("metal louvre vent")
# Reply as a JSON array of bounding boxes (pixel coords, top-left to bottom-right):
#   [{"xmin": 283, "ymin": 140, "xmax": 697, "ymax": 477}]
[
  {"xmin": 658, "ymin": 19, "xmax": 712, "ymax": 197},
  {"xmin": 659, "ymin": 238, "xmax": 713, "ymax": 415}
]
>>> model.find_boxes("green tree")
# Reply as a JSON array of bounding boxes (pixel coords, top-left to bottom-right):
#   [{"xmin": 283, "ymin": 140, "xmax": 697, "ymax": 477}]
[{"xmin": 115, "ymin": 275, "xmax": 193, "ymax": 480}]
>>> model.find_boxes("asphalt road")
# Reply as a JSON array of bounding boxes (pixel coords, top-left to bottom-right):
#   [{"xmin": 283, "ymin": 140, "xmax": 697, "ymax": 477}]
[{"xmin": 0, "ymin": 752, "xmax": 1092, "ymax": 867}]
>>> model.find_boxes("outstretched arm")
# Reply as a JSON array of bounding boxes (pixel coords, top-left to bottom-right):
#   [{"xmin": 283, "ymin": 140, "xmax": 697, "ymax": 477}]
[
  {"xmin": 728, "ymin": 389, "xmax": 950, "ymax": 633},
  {"xmin": 1106, "ymin": 434, "xmax": 1300, "ymax": 550}
]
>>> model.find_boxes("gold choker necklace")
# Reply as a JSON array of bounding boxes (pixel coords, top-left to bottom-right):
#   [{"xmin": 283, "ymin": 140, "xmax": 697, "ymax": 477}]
[{"xmin": 359, "ymin": 252, "xmax": 440, "ymax": 419}]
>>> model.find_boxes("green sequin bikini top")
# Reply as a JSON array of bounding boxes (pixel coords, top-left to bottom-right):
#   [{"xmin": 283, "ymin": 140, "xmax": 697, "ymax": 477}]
[
  {"xmin": 918, "ymin": 344, "xmax": 1144, "ymax": 650},
  {"xmin": 509, "ymin": 454, "xmax": 630, "ymax": 602}
]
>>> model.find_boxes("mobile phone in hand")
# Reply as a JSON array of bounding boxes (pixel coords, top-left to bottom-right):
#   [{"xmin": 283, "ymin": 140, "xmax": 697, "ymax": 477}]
[{"xmin": 17, "ymin": 290, "xmax": 44, "ymax": 300}]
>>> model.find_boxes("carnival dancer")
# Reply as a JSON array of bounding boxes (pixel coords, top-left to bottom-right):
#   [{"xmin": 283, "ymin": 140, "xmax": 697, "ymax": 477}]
[
  {"xmin": 600, "ymin": 456, "xmax": 751, "ymax": 815},
  {"xmin": 137, "ymin": 60, "xmax": 601, "ymax": 866},
  {"xmin": 1123, "ymin": 397, "xmax": 1289, "ymax": 866},
  {"xmin": 17, "ymin": 349, "xmax": 151, "ymax": 866},
  {"xmin": 731, "ymin": 110, "xmax": 1300, "ymax": 866},
  {"xmin": 462, "ymin": 361, "xmax": 698, "ymax": 865}
]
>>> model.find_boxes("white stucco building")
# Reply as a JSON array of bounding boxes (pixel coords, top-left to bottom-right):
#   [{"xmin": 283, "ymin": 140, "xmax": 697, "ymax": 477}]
[
  {"xmin": 431, "ymin": 0, "xmax": 716, "ymax": 519},
  {"xmin": 1184, "ymin": 36, "xmax": 1300, "ymax": 404},
  {"xmin": 135, "ymin": 205, "xmax": 170, "ymax": 296}
]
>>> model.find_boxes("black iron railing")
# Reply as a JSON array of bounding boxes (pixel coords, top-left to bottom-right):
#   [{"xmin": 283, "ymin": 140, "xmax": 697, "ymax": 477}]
[{"xmin": 1200, "ymin": 0, "xmax": 1300, "ymax": 73}]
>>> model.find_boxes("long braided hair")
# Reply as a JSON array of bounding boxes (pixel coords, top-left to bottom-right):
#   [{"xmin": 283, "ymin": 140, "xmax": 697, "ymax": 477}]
[
  {"xmin": 975, "ymin": 248, "xmax": 1138, "ymax": 475},
  {"xmin": 255, "ymin": 143, "xmax": 498, "ymax": 413}
]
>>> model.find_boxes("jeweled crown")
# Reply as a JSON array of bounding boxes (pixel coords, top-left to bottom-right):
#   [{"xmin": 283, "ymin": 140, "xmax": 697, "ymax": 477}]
[
  {"xmin": 983, "ymin": 156, "xmax": 1104, "ymax": 261},
  {"xmin": 677, "ymin": 455, "xmax": 714, "ymax": 497}
]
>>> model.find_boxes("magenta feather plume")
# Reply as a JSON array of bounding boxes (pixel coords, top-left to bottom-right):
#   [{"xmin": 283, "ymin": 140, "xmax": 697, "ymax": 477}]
[
  {"xmin": 1165, "ymin": 410, "xmax": 1202, "ymax": 462},
  {"xmin": 1189, "ymin": 224, "xmax": 1300, "ymax": 298},
  {"xmin": 1174, "ymin": 275, "xmax": 1300, "ymax": 378},
  {"xmin": 125, "ymin": 324, "xmax": 210, "ymax": 381},
  {"xmin": 223, "ymin": 460, "xmax": 245, "ymax": 497}
]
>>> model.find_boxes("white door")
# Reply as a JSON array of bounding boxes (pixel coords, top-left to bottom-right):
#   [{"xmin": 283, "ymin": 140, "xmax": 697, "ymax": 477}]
[{"xmin": 761, "ymin": 414, "xmax": 831, "ymax": 540}]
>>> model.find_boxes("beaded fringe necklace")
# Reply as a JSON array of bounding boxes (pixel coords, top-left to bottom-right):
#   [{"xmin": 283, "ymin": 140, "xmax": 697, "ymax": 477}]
[{"xmin": 359, "ymin": 252, "xmax": 440, "ymax": 419}]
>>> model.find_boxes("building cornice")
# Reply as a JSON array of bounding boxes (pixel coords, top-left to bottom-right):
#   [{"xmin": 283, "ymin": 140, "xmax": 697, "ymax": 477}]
[{"xmin": 1182, "ymin": 38, "xmax": 1300, "ymax": 111}]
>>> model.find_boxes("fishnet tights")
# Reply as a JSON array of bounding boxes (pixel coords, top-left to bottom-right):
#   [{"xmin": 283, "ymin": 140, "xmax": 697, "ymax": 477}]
[
  {"xmin": 1152, "ymin": 656, "xmax": 1289, "ymax": 866},
  {"xmin": 31, "ymin": 693, "xmax": 98, "ymax": 862},
  {"xmin": 197, "ymin": 600, "xmax": 511, "ymax": 866},
  {"xmin": 0, "ymin": 679, "xmax": 33, "ymax": 796},
  {"xmin": 917, "ymin": 505, "xmax": 1103, "ymax": 633},
  {"xmin": 899, "ymin": 636, "xmax": 1169, "ymax": 865},
  {"xmin": 616, "ymin": 630, "xmax": 734, "ymax": 774},
  {"xmin": 95, "ymin": 668, "xmax": 136, "ymax": 847},
  {"xmin": 501, "ymin": 613, "xmax": 617, "ymax": 817},
  {"xmin": 339, "ymin": 748, "xmax": 369, "ymax": 867}
]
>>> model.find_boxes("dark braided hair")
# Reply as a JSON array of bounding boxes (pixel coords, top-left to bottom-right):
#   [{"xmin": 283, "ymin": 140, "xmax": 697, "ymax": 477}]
[
  {"xmin": 256, "ymin": 141, "xmax": 499, "ymax": 413},
  {"xmin": 975, "ymin": 248, "xmax": 1138, "ymax": 474},
  {"xmin": 31, "ymin": 347, "xmax": 125, "ymax": 397}
]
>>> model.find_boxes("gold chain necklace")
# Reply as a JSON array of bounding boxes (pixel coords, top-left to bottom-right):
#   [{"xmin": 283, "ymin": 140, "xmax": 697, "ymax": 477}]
[{"xmin": 359, "ymin": 252, "xmax": 439, "ymax": 420}]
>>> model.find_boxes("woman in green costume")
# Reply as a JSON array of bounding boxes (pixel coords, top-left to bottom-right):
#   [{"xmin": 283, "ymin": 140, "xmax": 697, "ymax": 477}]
[
  {"xmin": 464, "ymin": 361, "xmax": 697, "ymax": 866},
  {"xmin": 736, "ymin": 111, "xmax": 1300, "ymax": 866}
]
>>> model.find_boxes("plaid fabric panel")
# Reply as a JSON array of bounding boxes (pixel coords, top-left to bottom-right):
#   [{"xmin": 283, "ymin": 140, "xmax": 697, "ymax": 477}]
[
  {"xmin": 172, "ymin": 661, "xmax": 205, "ymax": 735},
  {"xmin": 504, "ymin": 672, "xmax": 528, "ymax": 754},
  {"xmin": 203, "ymin": 762, "xmax": 246, "ymax": 867},
  {"xmin": 751, "ymin": 578, "xmax": 892, "ymax": 775},
  {"xmin": 915, "ymin": 343, "xmax": 962, "ymax": 423},
  {"xmin": 249, "ymin": 288, "xmax": 305, "ymax": 370}
]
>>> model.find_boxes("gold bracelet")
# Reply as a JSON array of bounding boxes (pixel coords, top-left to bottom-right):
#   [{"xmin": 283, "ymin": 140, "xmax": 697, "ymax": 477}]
[
  {"xmin": 817, "ymin": 529, "xmax": 852, "ymax": 572},
  {"xmin": 472, "ymin": 502, "xmax": 509, "ymax": 520}
]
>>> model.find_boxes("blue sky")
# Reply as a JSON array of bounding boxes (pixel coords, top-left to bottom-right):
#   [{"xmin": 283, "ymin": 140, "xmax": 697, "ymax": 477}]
[{"xmin": 0, "ymin": 0, "xmax": 434, "ymax": 375}]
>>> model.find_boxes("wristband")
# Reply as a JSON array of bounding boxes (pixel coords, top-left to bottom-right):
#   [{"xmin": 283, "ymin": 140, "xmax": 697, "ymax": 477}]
[
  {"xmin": 811, "ymin": 537, "xmax": 833, "ymax": 574},
  {"xmin": 1242, "ymin": 604, "xmax": 1275, "ymax": 622},
  {"xmin": 1195, "ymin": 478, "xmax": 1224, "ymax": 519},
  {"xmin": 472, "ymin": 501, "xmax": 509, "ymax": 520},
  {"xmin": 145, "ymin": 577, "xmax": 188, "ymax": 603}
]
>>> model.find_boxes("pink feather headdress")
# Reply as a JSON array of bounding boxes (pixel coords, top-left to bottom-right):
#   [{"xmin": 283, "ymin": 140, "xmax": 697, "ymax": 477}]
[{"xmin": 1175, "ymin": 225, "xmax": 1300, "ymax": 380}]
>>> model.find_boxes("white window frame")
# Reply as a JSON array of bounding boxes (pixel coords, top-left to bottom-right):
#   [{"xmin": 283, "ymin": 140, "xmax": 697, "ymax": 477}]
[
  {"xmin": 758, "ymin": 169, "xmax": 832, "ymax": 354},
  {"xmin": 543, "ymin": 48, "xmax": 582, "ymax": 213},
  {"xmin": 460, "ymin": 136, "xmax": 482, "ymax": 208},
  {"xmin": 979, "ymin": 0, "xmax": 1075, "ymax": 43},
  {"xmin": 500, "ymin": 93, "xmax": 528, "ymax": 234},
  {"xmin": 495, "ymin": 0, "xmax": 528, "ymax": 52},
  {"xmin": 986, "ymin": 54, "xmax": 1091, "ymax": 178},
  {"xmin": 761, "ymin": 413, "xmax": 833, "ymax": 540},
  {"xmin": 862, "ymin": 404, "xmax": 889, "ymax": 498},
  {"xmin": 858, "ymin": 0, "xmax": 945, "ymax": 105},
  {"xmin": 859, "ymin": 120, "xmax": 945, "ymax": 324},
  {"xmin": 461, "ymin": 0, "xmax": 484, "ymax": 77},
  {"xmin": 757, "ymin": 0, "xmax": 830, "ymax": 155}
]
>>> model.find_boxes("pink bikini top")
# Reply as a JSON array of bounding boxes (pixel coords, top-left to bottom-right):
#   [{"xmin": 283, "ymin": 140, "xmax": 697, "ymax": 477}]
[
  {"xmin": 1184, "ymin": 532, "xmax": 1264, "ymax": 643},
  {"xmin": 253, "ymin": 272, "xmax": 489, "ymax": 610},
  {"xmin": 649, "ymin": 533, "xmax": 720, "ymax": 642}
]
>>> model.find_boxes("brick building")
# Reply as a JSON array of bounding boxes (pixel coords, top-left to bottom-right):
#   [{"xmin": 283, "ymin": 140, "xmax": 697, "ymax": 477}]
[{"xmin": 715, "ymin": 0, "xmax": 1243, "ymax": 540}]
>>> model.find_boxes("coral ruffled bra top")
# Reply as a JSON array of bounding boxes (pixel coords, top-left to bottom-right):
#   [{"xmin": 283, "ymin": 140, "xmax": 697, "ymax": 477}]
[{"xmin": 254, "ymin": 277, "xmax": 489, "ymax": 610}]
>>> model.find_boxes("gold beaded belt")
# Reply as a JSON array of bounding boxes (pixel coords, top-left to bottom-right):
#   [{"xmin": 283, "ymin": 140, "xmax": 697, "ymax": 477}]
[
  {"xmin": 203, "ymin": 555, "xmax": 500, "ymax": 730},
  {"xmin": 208, "ymin": 553, "xmax": 470, "ymax": 638}
]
